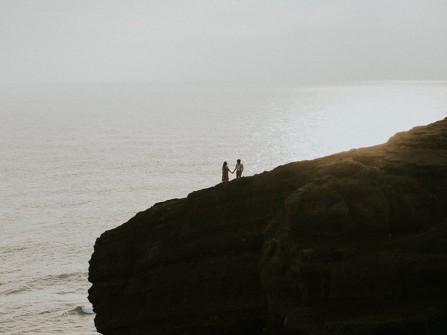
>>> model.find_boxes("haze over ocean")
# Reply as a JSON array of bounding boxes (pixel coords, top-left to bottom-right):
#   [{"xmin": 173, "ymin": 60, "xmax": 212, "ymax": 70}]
[
  {"xmin": 1, "ymin": 1, "xmax": 446, "ymax": 84},
  {"xmin": 0, "ymin": 82, "xmax": 446, "ymax": 334}
]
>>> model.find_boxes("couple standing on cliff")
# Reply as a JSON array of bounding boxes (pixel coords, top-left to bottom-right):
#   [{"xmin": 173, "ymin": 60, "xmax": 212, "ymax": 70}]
[{"xmin": 222, "ymin": 159, "xmax": 244, "ymax": 182}]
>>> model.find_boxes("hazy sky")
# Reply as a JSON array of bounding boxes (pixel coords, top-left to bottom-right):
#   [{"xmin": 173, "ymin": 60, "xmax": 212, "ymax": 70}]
[{"xmin": 1, "ymin": 0, "xmax": 446, "ymax": 83}]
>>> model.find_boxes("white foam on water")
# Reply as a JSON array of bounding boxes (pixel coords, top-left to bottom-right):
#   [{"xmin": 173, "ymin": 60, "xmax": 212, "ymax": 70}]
[{"xmin": 81, "ymin": 304, "xmax": 95, "ymax": 314}]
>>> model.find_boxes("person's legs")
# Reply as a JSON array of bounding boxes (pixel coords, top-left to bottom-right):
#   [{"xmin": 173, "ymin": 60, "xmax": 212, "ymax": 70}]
[{"xmin": 236, "ymin": 171, "xmax": 242, "ymax": 178}]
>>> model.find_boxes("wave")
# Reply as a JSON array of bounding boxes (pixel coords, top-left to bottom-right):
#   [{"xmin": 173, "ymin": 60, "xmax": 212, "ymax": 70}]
[
  {"xmin": 68, "ymin": 304, "xmax": 95, "ymax": 315},
  {"xmin": 2, "ymin": 285, "xmax": 33, "ymax": 296},
  {"xmin": 1, "ymin": 271, "xmax": 87, "ymax": 297},
  {"xmin": 30, "ymin": 271, "xmax": 87, "ymax": 288}
]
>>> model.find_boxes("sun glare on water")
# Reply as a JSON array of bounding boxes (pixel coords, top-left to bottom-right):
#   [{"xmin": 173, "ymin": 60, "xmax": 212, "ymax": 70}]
[{"xmin": 299, "ymin": 84, "xmax": 447, "ymax": 159}]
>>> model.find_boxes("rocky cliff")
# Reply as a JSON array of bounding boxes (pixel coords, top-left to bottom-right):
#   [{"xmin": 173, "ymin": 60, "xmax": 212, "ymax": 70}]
[{"xmin": 89, "ymin": 118, "xmax": 447, "ymax": 335}]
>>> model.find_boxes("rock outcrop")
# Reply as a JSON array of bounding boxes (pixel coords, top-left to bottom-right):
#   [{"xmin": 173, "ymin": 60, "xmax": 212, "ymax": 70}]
[{"xmin": 89, "ymin": 118, "xmax": 447, "ymax": 335}]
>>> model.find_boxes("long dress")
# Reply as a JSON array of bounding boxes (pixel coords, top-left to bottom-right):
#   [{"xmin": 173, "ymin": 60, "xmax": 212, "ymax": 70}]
[{"xmin": 222, "ymin": 166, "xmax": 230, "ymax": 182}]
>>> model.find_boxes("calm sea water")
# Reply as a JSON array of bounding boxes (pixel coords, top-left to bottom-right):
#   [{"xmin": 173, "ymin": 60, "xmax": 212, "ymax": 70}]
[{"xmin": 1, "ymin": 82, "xmax": 446, "ymax": 334}]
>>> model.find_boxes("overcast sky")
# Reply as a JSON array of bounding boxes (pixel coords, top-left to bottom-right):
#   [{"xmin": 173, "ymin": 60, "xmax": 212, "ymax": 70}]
[{"xmin": 1, "ymin": 0, "xmax": 446, "ymax": 84}]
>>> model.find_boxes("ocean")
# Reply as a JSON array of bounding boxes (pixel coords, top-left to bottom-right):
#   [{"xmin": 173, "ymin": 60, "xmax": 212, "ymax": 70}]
[{"xmin": 1, "ymin": 82, "xmax": 446, "ymax": 334}]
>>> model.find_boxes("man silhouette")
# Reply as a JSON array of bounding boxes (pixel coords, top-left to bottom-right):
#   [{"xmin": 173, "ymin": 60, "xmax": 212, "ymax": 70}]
[{"xmin": 233, "ymin": 159, "xmax": 244, "ymax": 179}]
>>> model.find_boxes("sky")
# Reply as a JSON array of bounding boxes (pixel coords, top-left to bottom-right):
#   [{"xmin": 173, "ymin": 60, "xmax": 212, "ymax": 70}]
[{"xmin": 0, "ymin": 0, "xmax": 446, "ymax": 84}]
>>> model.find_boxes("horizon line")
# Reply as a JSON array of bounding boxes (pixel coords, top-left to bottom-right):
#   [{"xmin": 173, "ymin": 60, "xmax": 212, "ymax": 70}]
[{"xmin": 1, "ymin": 79, "xmax": 447, "ymax": 86}]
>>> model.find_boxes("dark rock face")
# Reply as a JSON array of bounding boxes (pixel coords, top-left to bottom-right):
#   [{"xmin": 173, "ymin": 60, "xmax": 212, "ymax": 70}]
[{"xmin": 89, "ymin": 118, "xmax": 447, "ymax": 335}]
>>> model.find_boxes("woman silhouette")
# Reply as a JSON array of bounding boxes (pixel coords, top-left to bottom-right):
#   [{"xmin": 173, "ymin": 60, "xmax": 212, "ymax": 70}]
[{"xmin": 222, "ymin": 161, "xmax": 232, "ymax": 182}]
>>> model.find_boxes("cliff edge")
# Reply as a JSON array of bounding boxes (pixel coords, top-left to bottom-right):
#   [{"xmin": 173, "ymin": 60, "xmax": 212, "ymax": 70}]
[{"xmin": 89, "ymin": 118, "xmax": 447, "ymax": 335}]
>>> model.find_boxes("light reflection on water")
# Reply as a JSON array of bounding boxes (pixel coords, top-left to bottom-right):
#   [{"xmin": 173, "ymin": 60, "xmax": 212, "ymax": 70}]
[{"xmin": 0, "ymin": 82, "xmax": 446, "ymax": 334}]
